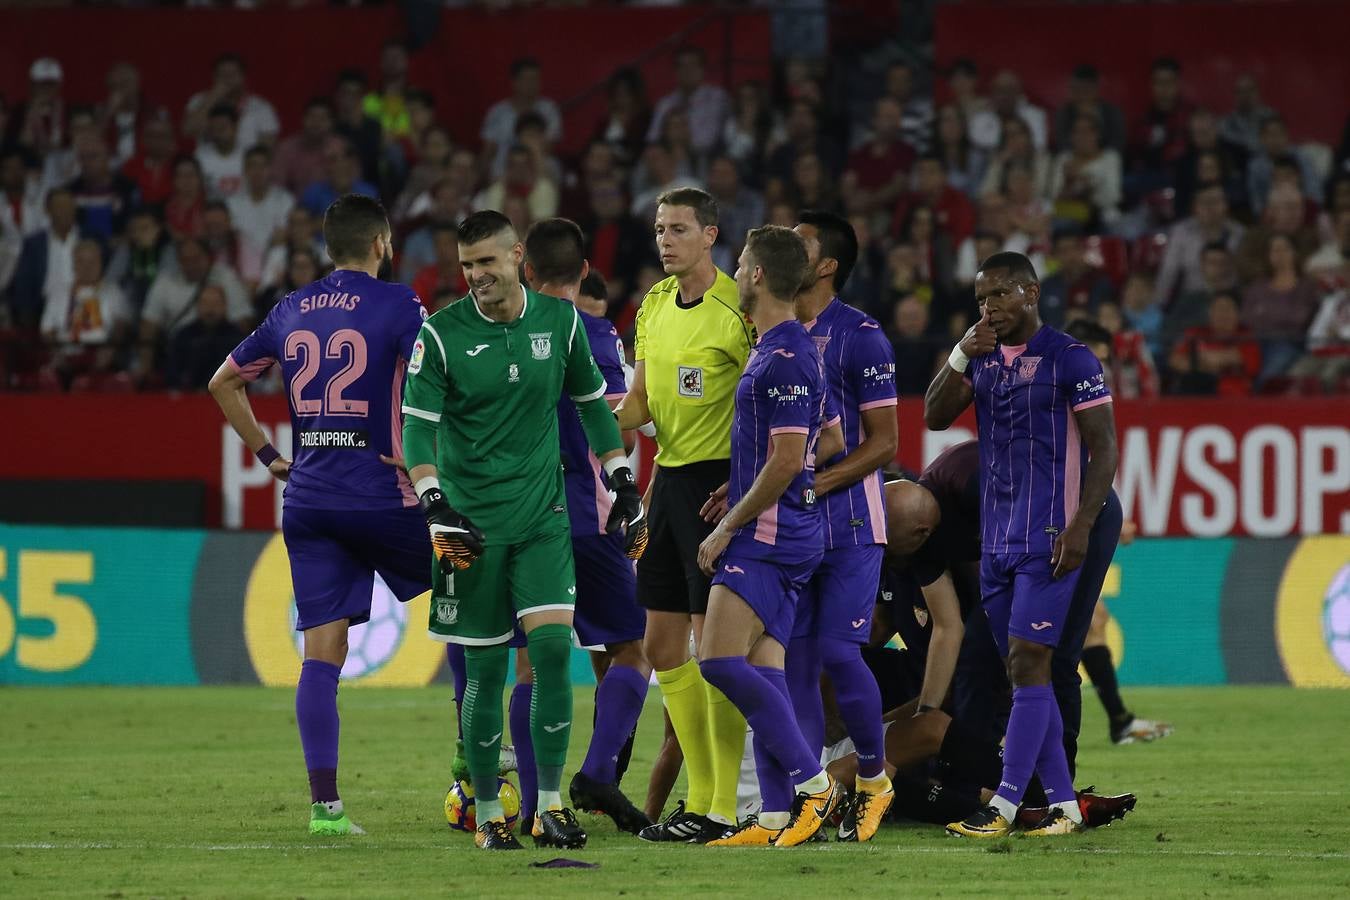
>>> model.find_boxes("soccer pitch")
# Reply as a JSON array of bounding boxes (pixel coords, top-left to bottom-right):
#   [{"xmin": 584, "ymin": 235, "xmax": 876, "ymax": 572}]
[{"xmin": 3, "ymin": 686, "xmax": 1348, "ymax": 898}]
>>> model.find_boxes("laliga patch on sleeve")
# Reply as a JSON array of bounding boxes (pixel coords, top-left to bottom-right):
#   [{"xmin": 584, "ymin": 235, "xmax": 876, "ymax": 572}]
[
  {"xmin": 409, "ymin": 339, "xmax": 425, "ymax": 374},
  {"xmin": 678, "ymin": 365, "xmax": 703, "ymax": 398}
]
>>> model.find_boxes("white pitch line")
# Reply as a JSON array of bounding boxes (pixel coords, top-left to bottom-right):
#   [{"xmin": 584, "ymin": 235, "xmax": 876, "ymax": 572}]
[{"xmin": 2, "ymin": 842, "xmax": 1346, "ymax": 861}]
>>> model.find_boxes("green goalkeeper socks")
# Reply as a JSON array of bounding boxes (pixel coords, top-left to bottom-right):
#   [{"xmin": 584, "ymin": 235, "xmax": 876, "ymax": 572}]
[
  {"xmin": 462, "ymin": 643, "xmax": 510, "ymax": 803},
  {"xmin": 525, "ymin": 624, "xmax": 574, "ymax": 800}
]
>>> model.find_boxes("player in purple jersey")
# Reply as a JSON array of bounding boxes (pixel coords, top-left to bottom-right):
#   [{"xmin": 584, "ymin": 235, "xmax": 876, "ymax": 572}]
[
  {"xmin": 784, "ymin": 211, "xmax": 899, "ymax": 842},
  {"xmin": 925, "ymin": 251, "xmax": 1119, "ymax": 838},
  {"xmin": 209, "ymin": 195, "xmax": 431, "ymax": 836},
  {"xmin": 521, "ymin": 218, "xmax": 653, "ymax": 834},
  {"xmin": 691, "ymin": 225, "xmax": 846, "ymax": 848}
]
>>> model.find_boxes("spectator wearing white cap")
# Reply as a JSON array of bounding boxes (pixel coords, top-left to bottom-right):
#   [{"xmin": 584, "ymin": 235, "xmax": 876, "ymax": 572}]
[{"xmin": 7, "ymin": 58, "xmax": 66, "ymax": 156}]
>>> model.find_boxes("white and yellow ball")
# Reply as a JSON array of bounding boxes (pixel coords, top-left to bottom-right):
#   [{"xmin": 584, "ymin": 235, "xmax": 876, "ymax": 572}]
[{"xmin": 444, "ymin": 777, "xmax": 521, "ymax": 832}]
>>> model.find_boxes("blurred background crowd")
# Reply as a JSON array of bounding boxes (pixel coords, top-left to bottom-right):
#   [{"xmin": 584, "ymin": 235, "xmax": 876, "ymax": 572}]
[{"xmin": 2, "ymin": 0, "xmax": 1348, "ymax": 399}]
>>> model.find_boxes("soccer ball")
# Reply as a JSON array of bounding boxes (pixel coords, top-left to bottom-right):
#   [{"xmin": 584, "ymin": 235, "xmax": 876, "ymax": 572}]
[
  {"xmin": 444, "ymin": 777, "xmax": 521, "ymax": 832},
  {"xmin": 1323, "ymin": 564, "xmax": 1350, "ymax": 676}
]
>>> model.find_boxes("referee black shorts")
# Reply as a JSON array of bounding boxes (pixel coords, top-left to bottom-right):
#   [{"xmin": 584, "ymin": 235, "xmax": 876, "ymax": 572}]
[{"xmin": 637, "ymin": 459, "xmax": 729, "ymax": 615}]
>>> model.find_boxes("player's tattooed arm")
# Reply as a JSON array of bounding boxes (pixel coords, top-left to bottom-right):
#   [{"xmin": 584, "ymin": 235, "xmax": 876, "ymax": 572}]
[
  {"xmin": 697, "ymin": 432, "xmax": 808, "ymax": 575},
  {"xmin": 924, "ymin": 311, "xmax": 993, "ymax": 430},
  {"xmin": 1052, "ymin": 402, "xmax": 1119, "ymax": 579},
  {"xmin": 209, "ymin": 360, "xmax": 291, "ymax": 482}
]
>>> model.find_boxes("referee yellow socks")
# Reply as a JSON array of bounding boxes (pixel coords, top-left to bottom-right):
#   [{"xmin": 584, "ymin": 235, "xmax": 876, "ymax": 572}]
[
  {"xmin": 656, "ymin": 658, "xmax": 713, "ymax": 816},
  {"xmin": 705, "ymin": 681, "xmax": 747, "ymax": 825}
]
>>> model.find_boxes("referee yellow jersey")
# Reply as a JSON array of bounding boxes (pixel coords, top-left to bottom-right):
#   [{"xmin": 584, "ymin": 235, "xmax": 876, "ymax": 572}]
[{"xmin": 634, "ymin": 268, "xmax": 754, "ymax": 467}]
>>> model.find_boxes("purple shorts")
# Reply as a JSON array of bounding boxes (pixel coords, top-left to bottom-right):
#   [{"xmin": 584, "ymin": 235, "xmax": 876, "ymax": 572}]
[
  {"xmin": 792, "ymin": 544, "xmax": 884, "ymax": 644},
  {"xmin": 710, "ymin": 552, "xmax": 822, "ymax": 648},
  {"xmin": 573, "ymin": 531, "xmax": 645, "ymax": 649},
  {"xmin": 980, "ymin": 552, "xmax": 1084, "ymax": 656},
  {"xmin": 282, "ymin": 505, "xmax": 432, "ymax": 631}
]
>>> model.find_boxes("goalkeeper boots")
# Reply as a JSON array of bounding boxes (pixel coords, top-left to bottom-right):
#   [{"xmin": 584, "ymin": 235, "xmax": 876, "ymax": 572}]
[
  {"xmin": 476, "ymin": 819, "xmax": 523, "ymax": 850},
  {"xmin": 533, "ymin": 808, "xmax": 588, "ymax": 849}
]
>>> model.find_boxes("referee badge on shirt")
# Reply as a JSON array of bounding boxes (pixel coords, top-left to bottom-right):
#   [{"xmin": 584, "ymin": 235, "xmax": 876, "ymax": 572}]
[
  {"xmin": 678, "ymin": 366, "xmax": 704, "ymax": 398},
  {"xmin": 530, "ymin": 332, "xmax": 552, "ymax": 360}
]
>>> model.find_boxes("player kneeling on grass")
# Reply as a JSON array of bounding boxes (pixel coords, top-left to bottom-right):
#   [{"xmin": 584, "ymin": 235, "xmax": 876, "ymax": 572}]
[
  {"xmin": 401, "ymin": 211, "xmax": 646, "ymax": 851},
  {"xmin": 693, "ymin": 226, "xmax": 847, "ymax": 848}
]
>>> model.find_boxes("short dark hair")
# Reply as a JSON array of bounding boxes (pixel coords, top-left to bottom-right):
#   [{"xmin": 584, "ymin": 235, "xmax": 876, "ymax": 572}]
[
  {"xmin": 1271, "ymin": 153, "xmax": 1301, "ymax": 173},
  {"xmin": 977, "ymin": 250, "xmax": 1039, "ymax": 283},
  {"xmin": 510, "ymin": 56, "xmax": 540, "ymax": 78},
  {"xmin": 675, "ymin": 45, "xmax": 706, "ymax": 63},
  {"xmin": 323, "ymin": 194, "xmax": 389, "ymax": 264},
  {"xmin": 949, "ymin": 58, "xmax": 977, "ymax": 78},
  {"xmin": 1072, "ymin": 63, "xmax": 1099, "ymax": 82},
  {"xmin": 798, "ymin": 209, "xmax": 858, "ymax": 292},
  {"xmin": 1065, "ymin": 319, "xmax": 1112, "ymax": 346},
  {"xmin": 205, "ymin": 199, "xmax": 230, "ymax": 216},
  {"xmin": 515, "ymin": 111, "xmax": 547, "ymax": 135},
  {"xmin": 244, "ymin": 144, "xmax": 271, "ymax": 164},
  {"xmin": 214, "ymin": 52, "xmax": 244, "ymax": 72},
  {"xmin": 1201, "ymin": 240, "xmax": 1231, "ymax": 256},
  {"xmin": 207, "ymin": 103, "xmax": 238, "ymax": 123},
  {"xmin": 337, "ymin": 67, "xmax": 368, "ymax": 89},
  {"xmin": 655, "ymin": 187, "xmax": 718, "ymax": 227},
  {"xmin": 458, "ymin": 209, "xmax": 516, "ymax": 247},
  {"xmin": 525, "ymin": 217, "xmax": 587, "ymax": 285},
  {"xmin": 405, "ymin": 87, "xmax": 434, "ymax": 108},
  {"xmin": 1152, "ymin": 56, "xmax": 1181, "ymax": 75},
  {"xmin": 579, "ymin": 271, "xmax": 608, "ymax": 303},
  {"xmin": 304, "ymin": 96, "xmax": 334, "ymax": 115},
  {"xmin": 744, "ymin": 225, "xmax": 809, "ymax": 299}
]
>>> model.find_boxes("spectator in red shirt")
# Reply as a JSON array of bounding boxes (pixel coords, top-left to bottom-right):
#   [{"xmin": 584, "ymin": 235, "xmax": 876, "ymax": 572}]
[
  {"xmin": 1169, "ymin": 290, "xmax": 1262, "ymax": 396},
  {"xmin": 893, "ymin": 154, "xmax": 975, "ymax": 246},
  {"xmin": 121, "ymin": 114, "xmax": 178, "ymax": 208},
  {"xmin": 273, "ymin": 98, "xmax": 335, "ymax": 196},
  {"xmin": 164, "ymin": 155, "xmax": 207, "ymax": 240},
  {"xmin": 1096, "ymin": 300, "xmax": 1160, "ymax": 399},
  {"xmin": 1129, "ymin": 57, "xmax": 1192, "ymax": 190},
  {"xmin": 581, "ymin": 176, "xmax": 651, "ymax": 305},
  {"xmin": 842, "ymin": 96, "xmax": 916, "ymax": 218},
  {"xmin": 411, "ymin": 223, "xmax": 466, "ymax": 310}
]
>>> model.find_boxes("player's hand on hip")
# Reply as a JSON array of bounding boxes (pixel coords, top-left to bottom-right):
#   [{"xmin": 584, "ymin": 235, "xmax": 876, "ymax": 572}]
[
  {"xmin": 697, "ymin": 524, "xmax": 731, "ymax": 576},
  {"xmin": 379, "ymin": 454, "xmax": 407, "ymax": 473},
  {"xmin": 699, "ymin": 481, "xmax": 730, "ymax": 523},
  {"xmin": 1050, "ymin": 522, "xmax": 1089, "ymax": 579},
  {"xmin": 605, "ymin": 465, "xmax": 649, "ymax": 560},
  {"xmin": 959, "ymin": 309, "xmax": 998, "ymax": 358},
  {"xmin": 268, "ymin": 457, "xmax": 291, "ymax": 482},
  {"xmin": 419, "ymin": 487, "xmax": 486, "ymax": 572}
]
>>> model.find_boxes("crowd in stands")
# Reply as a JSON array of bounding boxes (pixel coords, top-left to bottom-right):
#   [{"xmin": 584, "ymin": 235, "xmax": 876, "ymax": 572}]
[{"xmin": 2, "ymin": 38, "xmax": 1348, "ymax": 396}]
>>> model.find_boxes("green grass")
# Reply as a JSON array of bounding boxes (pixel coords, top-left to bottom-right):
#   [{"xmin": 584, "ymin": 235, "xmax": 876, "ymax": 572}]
[{"xmin": 2, "ymin": 686, "xmax": 1348, "ymax": 898}]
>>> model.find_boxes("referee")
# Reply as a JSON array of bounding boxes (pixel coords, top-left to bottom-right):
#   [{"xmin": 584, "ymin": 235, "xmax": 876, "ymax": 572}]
[{"xmin": 617, "ymin": 188, "xmax": 754, "ymax": 843}]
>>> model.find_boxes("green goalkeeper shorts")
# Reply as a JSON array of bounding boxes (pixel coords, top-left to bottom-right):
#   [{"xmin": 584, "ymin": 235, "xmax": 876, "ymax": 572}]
[{"xmin": 426, "ymin": 523, "xmax": 576, "ymax": 645}]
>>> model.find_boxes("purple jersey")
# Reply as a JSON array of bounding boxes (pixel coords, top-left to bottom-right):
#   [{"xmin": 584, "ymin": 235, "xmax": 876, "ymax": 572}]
[
  {"xmin": 726, "ymin": 319, "xmax": 826, "ymax": 565},
  {"xmin": 966, "ymin": 325, "xmax": 1112, "ymax": 555},
  {"xmin": 806, "ymin": 298, "xmax": 898, "ymax": 549},
  {"xmin": 559, "ymin": 309, "xmax": 628, "ymax": 536},
  {"xmin": 228, "ymin": 269, "xmax": 426, "ymax": 510}
]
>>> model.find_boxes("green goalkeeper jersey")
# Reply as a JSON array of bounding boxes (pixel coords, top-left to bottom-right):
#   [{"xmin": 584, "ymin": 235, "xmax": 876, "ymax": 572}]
[{"xmin": 402, "ymin": 286, "xmax": 617, "ymax": 542}]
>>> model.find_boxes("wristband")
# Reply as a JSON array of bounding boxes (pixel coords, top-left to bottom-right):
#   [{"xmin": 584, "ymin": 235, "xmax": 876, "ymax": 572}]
[
  {"xmin": 947, "ymin": 346, "xmax": 970, "ymax": 373},
  {"xmin": 414, "ymin": 476, "xmax": 440, "ymax": 498},
  {"xmin": 917, "ymin": 704, "xmax": 937, "ymax": 714},
  {"xmin": 256, "ymin": 443, "xmax": 281, "ymax": 467},
  {"xmin": 602, "ymin": 456, "xmax": 630, "ymax": 478}
]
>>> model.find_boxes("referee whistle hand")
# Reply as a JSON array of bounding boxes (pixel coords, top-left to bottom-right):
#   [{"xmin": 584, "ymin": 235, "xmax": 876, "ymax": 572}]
[
  {"xmin": 960, "ymin": 310, "xmax": 998, "ymax": 358},
  {"xmin": 1050, "ymin": 524, "xmax": 1089, "ymax": 579},
  {"xmin": 699, "ymin": 482, "xmax": 730, "ymax": 523},
  {"xmin": 606, "ymin": 466, "xmax": 649, "ymax": 560}
]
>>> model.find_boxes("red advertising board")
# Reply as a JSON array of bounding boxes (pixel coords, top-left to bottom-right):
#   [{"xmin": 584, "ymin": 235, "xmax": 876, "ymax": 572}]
[{"xmin": 0, "ymin": 394, "xmax": 1346, "ymax": 537}]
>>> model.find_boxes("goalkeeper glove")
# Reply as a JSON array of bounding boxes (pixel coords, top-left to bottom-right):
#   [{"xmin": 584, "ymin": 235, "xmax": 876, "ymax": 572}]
[
  {"xmin": 605, "ymin": 466, "xmax": 648, "ymax": 560},
  {"xmin": 419, "ymin": 487, "xmax": 486, "ymax": 571}
]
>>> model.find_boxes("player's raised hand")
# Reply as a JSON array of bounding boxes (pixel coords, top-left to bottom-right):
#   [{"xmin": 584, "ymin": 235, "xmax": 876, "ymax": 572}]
[
  {"xmin": 699, "ymin": 481, "xmax": 730, "ymax": 523},
  {"xmin": 958, "ymin": 309, "xmax": 998, "ymax": 359},
  {"xmin": 1050, "ymin": 521, "xmax": 1090, "ymax": 579},
  {"xmin": 268, "ymin": 457, "xmax": 291, "ymax": 482},
  {"xmin": 605, "ymin": 466, "xmax": 649, "ymax": 560},
  {"xmin": 419, "ymin": 487, "xmax": 486, "ymax": 572}
]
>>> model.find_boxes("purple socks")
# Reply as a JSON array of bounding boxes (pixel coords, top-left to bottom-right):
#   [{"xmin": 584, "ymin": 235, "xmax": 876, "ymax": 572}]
[
  {"xmin": 819, "ymin": 638, "xmax": 886, "ymax": 780},
  {"xmin": 579, "ymin": 664, "xmax": 649, "ymax": 784},
  {"xmin": 996, "ymin": 684, "xmax": 1059, "ymax": 807},
  {"xmin": 1035, "ymin": 689, "xmax": 1074, "ymax": 806},
  {"xmin": 509, "ymin": 683, "xmax": 536, "ymax": 821},
  {"xmin": 699, "ymin": 656, "xmax": 820, "ymax": 784},
  {"xmin": 296, "ymin": 658, "xmax": 341, "ymax": 803},
  {"xmin": 752, "ymin": 665, "xmax": 795, "ymax": 814},
  {"xmin": 785, "ymin": 636, "xmax": 825, "ymax": 756}
]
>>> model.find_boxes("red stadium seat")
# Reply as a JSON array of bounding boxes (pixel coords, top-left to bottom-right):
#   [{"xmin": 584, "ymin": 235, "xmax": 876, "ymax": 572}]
[{"xmin": 1085, "ymin": 235, "xmax": 1130, "ymax": 286}]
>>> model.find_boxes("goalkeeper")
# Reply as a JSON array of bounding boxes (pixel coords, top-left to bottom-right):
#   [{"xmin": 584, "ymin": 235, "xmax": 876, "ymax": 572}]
[{"xmin": 401, "ymin": 210, "xmax": 646, "ymax": 852}]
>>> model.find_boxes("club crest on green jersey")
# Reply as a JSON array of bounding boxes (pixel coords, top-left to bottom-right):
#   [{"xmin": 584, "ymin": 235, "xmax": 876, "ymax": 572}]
[
  {"xmin": 530, "ymin": 332, "xmax": 552, "ymax": 360},
  {"xmin": 509, "ymin": 363, "xmax": 520, "ymax": 383}
]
